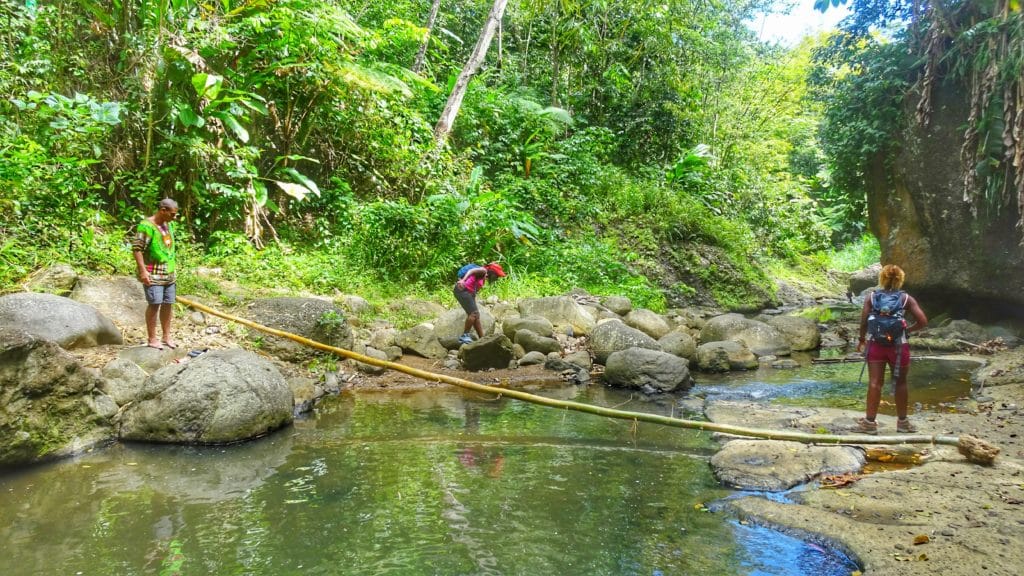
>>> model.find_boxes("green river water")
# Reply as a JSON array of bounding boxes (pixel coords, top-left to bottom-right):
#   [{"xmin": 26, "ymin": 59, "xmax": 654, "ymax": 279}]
[{"xmin": 0, "ymin": 357, "xmax": 975, "ymax": 575}]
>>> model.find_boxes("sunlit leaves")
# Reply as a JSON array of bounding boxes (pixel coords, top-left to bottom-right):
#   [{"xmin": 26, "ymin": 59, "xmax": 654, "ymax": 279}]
[
  {"xmin": 191, "ymin": 73, "xmax": 223, "ymax": 100},
  {"xmin": 275, "ymin": 180, "xmax": 313, "ymax": 201},
  {"xmin": 331, "ymin": 61, "xmax": 413, "ymax": 97},
  {"xmin": 214, "ymin": 112, "xmax": 248, "ymax": 142},
  {"xmin": 279, "ymin": 167, "xmax": 320, "ymax": 196}
]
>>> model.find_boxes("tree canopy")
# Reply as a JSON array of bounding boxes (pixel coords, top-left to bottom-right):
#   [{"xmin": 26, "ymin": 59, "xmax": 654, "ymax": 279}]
[{"xmin": 1, "ymin": 0, "xmax": 877, "ymax": 309}]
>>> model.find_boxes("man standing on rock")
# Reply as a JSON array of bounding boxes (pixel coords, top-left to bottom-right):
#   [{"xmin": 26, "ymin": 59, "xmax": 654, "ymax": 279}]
[{"xmin": 133, "ymin": 198, "xmax": 179, "ymax": 350}]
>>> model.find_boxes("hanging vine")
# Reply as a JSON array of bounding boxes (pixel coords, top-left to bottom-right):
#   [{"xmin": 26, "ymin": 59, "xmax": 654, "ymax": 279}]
[{"xmin": 909, "ymin": 1, "xmax": 1023, "ymax": 238}]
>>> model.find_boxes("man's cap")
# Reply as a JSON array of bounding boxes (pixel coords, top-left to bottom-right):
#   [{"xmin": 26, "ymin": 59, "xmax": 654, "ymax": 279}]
[{"xmin": 485, "ymin": 262, "xmax": 506, "ymax": 277}]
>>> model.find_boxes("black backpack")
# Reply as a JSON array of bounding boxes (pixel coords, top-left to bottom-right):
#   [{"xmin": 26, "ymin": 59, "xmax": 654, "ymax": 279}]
[{"xmin": 867, "ymin": 290, "xmax": 908, "ymax": 346}]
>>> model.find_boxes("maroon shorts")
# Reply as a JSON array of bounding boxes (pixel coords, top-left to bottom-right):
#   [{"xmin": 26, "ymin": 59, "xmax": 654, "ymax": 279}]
[{"xmin": 866, "ymin": 342, "xmax": 910, "ymax": 368}]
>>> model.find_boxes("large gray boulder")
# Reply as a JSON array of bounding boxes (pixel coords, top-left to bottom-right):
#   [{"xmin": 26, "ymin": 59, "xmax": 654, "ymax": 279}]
[
  {"xmin": 25, "ymin": 264, "xmax": 78, "ymax": 295},
  {"xmin": 623, "ymin": 308, "xmax": 672, "ymax": 340},
  {"xmin": 733, "ymin": 323, "xmax": 792, "ymax": 357},
  {"xmin": 246, "ymin": 297, "xmax": 353, "ymax": 361},
  {"xmin": 711, "ymin": 440, "xmax": 865, "ymax": 491},
  {"xmin": 0, "ymin": 327, "xmax": 116, "ymax": 467},
  {"xmin": 924, "ymin": 319, "xmax": 992, "ymax": 344},
  {"xmin": 694, "ymin": 341, "xmax": 758, "ymax": 372},
  {"xmin": 119, "ymin": 349, "xmax": 293, "ymax": 444},
  {"xmin": 603, "ymin": 348, "xmax": 692, "ymax": 393},
  {"xmin": 847, "ymin": 264, "xmax": 882, "ymax": 295},
  {"xmin": 100, "ymin": 357, "xmax": 149, "ymax": 406},
  {"xmin": 864, "ymin": 78, "xmax": 1024, "ymax": 312},
  {"xmin": 458, "ymin": 334, "xmax": 515, "ymax": 371},
  {"xmin": 766, "ymin": 315, "xmax": 821, "ymax": 351},
  {"xmin": 700, "ymin": 313, "xmax": 790, "ymax": 356},
  {"xmin": 600, "ymin": 295, "xmax": 633, "ymax": 316},
  {"xmin": 590, "ymin": 319, "xmax": 661, "ymax": 364},
  {"xmin": 70, "ymin": 276, "xmax": 148, "ymax": 328},
  {"xmin": 514, "ymin": 329, "xmax": 562, "ymax": 355},
  {"xmin": 699, "ymin": 313, "xmax": 757, "ymax": 344},
  {"xmin": 435, "ymin": 307, "xmax": 496, "ymax": 349},
  {"xmin": 518, "ymin": 296, "xmax": 597, "ymax": 336},
  {"xmin": 0, "ymin": 292, "xmax": 122, "ymax": 349},
  {"xmin": 396, "ymin": 323, "xmax": 448, "ymax": 359},
  {"xmin": 502, "ymin": 315, "xmax": 554, "ymax": 340},
  {"xmin": 658, "ymin": 329, "xmax": 697, "ymax": 361}
]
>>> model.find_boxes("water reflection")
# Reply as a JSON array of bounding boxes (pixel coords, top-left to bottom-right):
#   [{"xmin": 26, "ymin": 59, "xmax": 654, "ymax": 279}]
[
  {"xmin": 0, "ymin": 433, "xmax": 295, "ymax": 575},
  {"xmin": 694, "ymin": 357, "xmax": 977, "ymax": 414},
  {"xmin": 0, "ymin": 381, "xmax": 862, "ymax": 575}
]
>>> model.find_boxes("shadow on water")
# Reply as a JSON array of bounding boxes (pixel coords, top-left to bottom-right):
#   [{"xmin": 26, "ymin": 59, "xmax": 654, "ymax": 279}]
[{"xmin": 0, "ymin": 381, "xmax": 864, "ymax": 575}]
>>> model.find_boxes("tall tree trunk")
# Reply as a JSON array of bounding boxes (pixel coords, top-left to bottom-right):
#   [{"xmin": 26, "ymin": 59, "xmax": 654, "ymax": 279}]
[
  {"xmin": 550, "ymin": 41, "xmax": 560, "ymax": 106},
  {"xmin": 549, "ymin": 3, "xmax": 561, "ymax": 107},
  {"xmin": 433, "ymin": 0, "xmax": 509, "ymax": 143},
  {"xmin": 412, "ymin": 0, "xmax": 442, "ymax": 74}
]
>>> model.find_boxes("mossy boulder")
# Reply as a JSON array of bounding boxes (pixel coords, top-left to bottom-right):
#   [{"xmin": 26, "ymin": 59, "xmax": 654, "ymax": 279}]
[{"xmin": 0, "ymin": 328, "xmax": 116, "ymax": 467}]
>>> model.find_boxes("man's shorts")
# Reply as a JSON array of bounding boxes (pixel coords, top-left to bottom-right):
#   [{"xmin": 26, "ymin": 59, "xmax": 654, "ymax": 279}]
[
  {"xmin": 453, "ymin": 283, "xmax": 477, "ymax": 314},
  {"xmin": 866, "ymin": 342, "xmax": 910, "ymax": 368},
  {"xmin": 144, "ymin": 282, "xmax": 176, "ymax": 305}
]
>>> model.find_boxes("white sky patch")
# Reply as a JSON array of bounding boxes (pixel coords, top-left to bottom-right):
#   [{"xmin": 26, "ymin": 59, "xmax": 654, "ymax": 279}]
[{"xmin": 749, "ymin": 0, "xmax": 852, "ymax": 46}]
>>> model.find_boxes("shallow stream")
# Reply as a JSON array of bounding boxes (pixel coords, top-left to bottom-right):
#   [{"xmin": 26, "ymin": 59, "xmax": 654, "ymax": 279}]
[{"xmin": 0, "ymin": 358, "xmax": 975, "ymax": 575}]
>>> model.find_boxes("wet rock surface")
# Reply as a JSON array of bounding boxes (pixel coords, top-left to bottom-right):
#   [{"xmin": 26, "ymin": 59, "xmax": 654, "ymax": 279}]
[
  {"xmin": 706, "ymin": 347, "xmax": 1024, "ymax": 576},
  {"xmin": 711, "ymin": 440, "xmax": 865, "ymax": 491}
]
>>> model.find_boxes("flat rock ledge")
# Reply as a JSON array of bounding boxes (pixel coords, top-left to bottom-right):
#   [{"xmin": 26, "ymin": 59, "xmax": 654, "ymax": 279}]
[{"xmin": 710, "ymin": 440, "xmax": 865, "ymax": 491}]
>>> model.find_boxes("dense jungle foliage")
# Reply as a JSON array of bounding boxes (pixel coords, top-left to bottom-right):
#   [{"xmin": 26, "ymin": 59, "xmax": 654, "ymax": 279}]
[
  {"xmin": 1, "ymin": 0, "xmax": 893, "ymax": 312},
  {"xmin": 814, "ymin": 0, "xmax": 1024, "ymax": 241}
]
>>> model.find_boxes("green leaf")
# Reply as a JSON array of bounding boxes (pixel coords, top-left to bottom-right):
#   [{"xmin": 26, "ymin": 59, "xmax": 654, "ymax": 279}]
[
  {"xmin": 538, "ymin": 106, "xmax": 574, "ymax": 126},
  {"xmin": 251, "ymin": 181, "xmax": 268, "ymax": 206},
  {"xmin": 274, "ymin": 181, "xmax": 311, "ymax": 201},
  {"xmin": 177, "ymin": 105, "xmax": 203, "ymax": 128},
  {"xmin": 276, "ymin": 154, "xmax": 320, "ymax": 164},
  {"xmin": 74, "ymin": 0, "xmax": 115, "ymax": 27},
  {"xmin": 281, "ymin": 167, "xmax": 320, "ymax": 196},
  {"xmin": 438, "ymin": 27, "xmax": 463, "ymax": 45},
  {"xmin": 191, "ymin": 73, "xmax": 223, "ymax": 100},
  {"xmin": 216, "ymin": 113, "xmax": 249, "ymax": 143}
]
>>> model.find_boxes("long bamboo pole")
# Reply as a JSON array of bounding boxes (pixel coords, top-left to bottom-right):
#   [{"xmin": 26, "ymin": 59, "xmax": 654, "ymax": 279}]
[{"xmin": 176, "ymin": 296, "xmax": 1000, "ymax": 465}]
